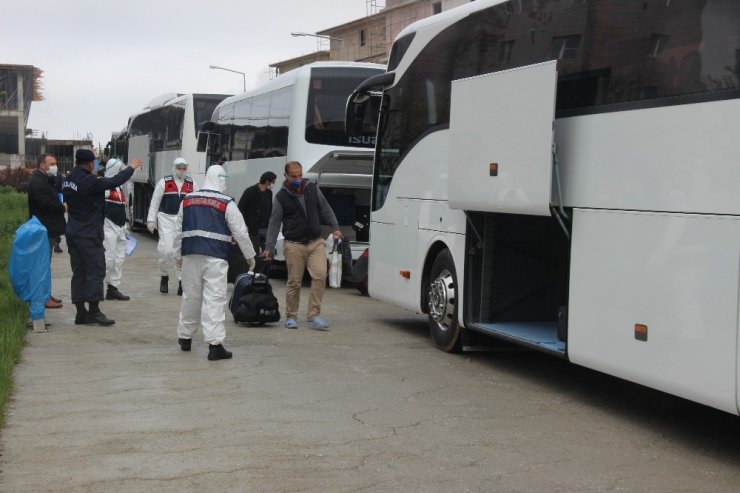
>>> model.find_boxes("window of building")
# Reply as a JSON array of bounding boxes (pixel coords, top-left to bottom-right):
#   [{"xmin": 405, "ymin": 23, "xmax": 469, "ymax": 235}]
[
  {"xmin": 500, "ymin": 40, "xmax": 514, "ymax": 63},
  {"xmin": 433, "ymin": 2, "xmax": 442, "ymax": 14},
  {"xmin": 360, "ymin": 29, "xmax": 366, "ymax": 47},
  {"xmin": 551, "ymin": 35, "xmax": 581, "ymax": 60},
  {"xmin": 648, "ymin": 34, "xmax": 669, "ymax": 57}
]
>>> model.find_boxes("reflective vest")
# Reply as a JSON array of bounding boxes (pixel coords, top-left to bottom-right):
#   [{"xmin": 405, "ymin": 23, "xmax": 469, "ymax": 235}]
[
  {"xmin": 181, "ymin": 190, "xmax": 233, "ymax": 260},
  {"xmin": 104, "ymin": 187, "xmax": 127, "ymax": 226},
  {"xmin": 159, "ymin": 175, "xmax": 194, "ymax": 215}
]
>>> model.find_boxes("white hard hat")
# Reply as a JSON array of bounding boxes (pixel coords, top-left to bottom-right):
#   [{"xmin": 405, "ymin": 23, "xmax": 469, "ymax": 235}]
[{"xmin": 173, "ymin": 157, "xmax": 188, "ymax": 167}]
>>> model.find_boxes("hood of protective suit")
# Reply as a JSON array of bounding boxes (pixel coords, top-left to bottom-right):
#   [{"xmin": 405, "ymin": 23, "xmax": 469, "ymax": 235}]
[
  {"xmin": 172, "ymin": 157, "xmax": 189, "ymax": 180},
  {"xmin": 203, "ymin": 165, "xmax": 227, "ymax": 193},
  {"xmin": 104, "ymin": 158, "xmax": 127, "ymax": 178}
]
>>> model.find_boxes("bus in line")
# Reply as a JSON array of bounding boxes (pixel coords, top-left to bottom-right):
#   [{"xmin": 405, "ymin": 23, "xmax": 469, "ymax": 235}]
[
  {"xmin": 126, "ymin": 92, "xmax": 230, "ymax": 228},
  {"xmin": 346, "ymin": 0, "xmax": 740, "ymax": 414},
  {"xmin": 201, "ymin": 62, "xmax": 385, "ymax": 257}
]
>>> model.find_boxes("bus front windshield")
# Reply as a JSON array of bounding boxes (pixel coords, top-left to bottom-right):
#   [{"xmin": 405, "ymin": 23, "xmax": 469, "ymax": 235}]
[
  {"xmin": 305, "ymin": 66, "xmax": 384, "ymax": 148},
  {"xmin": 193, "ymin": 94, "xmax": 231, "ymax": 136}
]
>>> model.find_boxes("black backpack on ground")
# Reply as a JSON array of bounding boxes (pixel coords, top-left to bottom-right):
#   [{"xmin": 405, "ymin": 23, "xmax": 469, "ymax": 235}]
[{"xmin": 229, "ymin": 272, "xmax": 280, "ymax": 325}]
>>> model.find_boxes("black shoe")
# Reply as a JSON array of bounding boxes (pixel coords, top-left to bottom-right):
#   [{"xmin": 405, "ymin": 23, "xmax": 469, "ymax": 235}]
[
  {"xmin": 160, "ymin": 276, "xmax": 169, "ymax": 294},
  {"xmin": 208, "ymin": 344, "xmax": 232, "ymax": 361},
  {"xmin": 86, "ymin": 310, "xmax": 115, "ymax": 326},
  {"xmin": 106, "ymin": 285, "xmax": 130, "ymax": 301},
  {"xmin": 74, "ymin": 310, "xmax": 89, "ymax": 325},
  {"xmin": 178, "ymin": 338, "xmax": 192, "ymax": 352},
  {"xmin": 177, "ymin": 281, "xmax": 183, "ymax": 296}
]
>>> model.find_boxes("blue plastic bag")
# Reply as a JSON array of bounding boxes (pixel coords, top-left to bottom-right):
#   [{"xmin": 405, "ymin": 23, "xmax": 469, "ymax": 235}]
[{"xmin": 9, "ymin": 216, "xmax": 51, "ymax": 321}]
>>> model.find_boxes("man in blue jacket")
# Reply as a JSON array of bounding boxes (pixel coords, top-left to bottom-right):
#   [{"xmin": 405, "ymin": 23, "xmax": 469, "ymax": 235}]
[{"xmin": 62, "ymin": 149, "xmax": 142, "ymax": 326}]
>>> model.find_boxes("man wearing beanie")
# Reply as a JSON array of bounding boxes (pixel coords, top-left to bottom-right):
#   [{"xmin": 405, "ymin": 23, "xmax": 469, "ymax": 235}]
[{"xmin": 62, "ymin": 149, "xmax": 142, "ymax": 326}]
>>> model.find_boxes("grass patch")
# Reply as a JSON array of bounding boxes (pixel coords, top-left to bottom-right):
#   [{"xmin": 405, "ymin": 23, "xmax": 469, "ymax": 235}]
[{"xmin": 0, "ymin": 186, "xmax": 31, "ymax": 426}]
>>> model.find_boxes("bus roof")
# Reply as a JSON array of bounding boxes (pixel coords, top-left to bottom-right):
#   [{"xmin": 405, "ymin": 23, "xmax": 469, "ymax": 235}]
[
  {"xmin": 215, "ymin": 61, "xmax": 386, "ymax": 111},
  {"xmin": 396, "ymin": 0, "xmax": 503, "ymax": 39}
]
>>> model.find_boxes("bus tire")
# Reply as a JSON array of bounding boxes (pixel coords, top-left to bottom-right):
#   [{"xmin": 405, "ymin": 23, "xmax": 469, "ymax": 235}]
[{"xmin": 427, "ymin": 249, "xmax": 462, "ymax": 353}]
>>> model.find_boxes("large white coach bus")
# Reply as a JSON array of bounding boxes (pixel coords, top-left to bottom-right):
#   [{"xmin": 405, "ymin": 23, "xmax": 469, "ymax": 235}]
[
  {"xmin": 346, "ymin": 0, "xmax": 740, "ymax": 414},
  {"xmin": 200, "ymin": 62, "xmax": 385, "ymax": 254},
  {"xmin": 126, "ymin": 92, "xmax": 230, "ymax": 228}
]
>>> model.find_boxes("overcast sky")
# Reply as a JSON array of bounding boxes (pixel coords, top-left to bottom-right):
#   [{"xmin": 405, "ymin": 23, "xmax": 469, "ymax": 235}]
[{"xmin": 1, "ymin": 0, "xmax": 373, "ymax": 149}]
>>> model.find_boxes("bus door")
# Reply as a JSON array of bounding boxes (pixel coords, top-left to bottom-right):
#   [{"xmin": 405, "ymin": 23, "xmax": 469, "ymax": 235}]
[
  {"xmin": 127, "ymin": 134, "xmax": 152, "ymax": 228},
  {"xmin": 447, "ymin": 60, "xmax": 557, "ymax": 215},
  {"xmin": 448, "ymin": 60, "xmax": 568, "ymax": 357}
]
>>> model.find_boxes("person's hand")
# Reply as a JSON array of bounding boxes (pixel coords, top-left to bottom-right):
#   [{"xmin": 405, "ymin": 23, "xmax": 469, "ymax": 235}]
[
  {"xmin": 262, "ymin": 250, "xmax": 273, "ymax": 261},
  {"xmin": 247, "ymin": 257, "xmax": 256, "ymax": 272},
  {"xmin": 130, "ymin": 158, "xmax": 143, "ymax": 170},
  {"xmin": 175, "ymin": 258, "xmax": 182, "ymax": 269},
  {"xmin": 147, "ymin": 221, "xmax": 156, "ymax": 233}
]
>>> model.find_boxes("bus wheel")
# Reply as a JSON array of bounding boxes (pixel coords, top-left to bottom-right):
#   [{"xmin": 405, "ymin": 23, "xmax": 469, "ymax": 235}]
[{"xmin": 427, "ymin": 249, "xmax": 462, "ymax": 352}]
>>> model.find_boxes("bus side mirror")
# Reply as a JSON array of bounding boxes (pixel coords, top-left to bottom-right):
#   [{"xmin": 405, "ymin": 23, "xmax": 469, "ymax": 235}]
[
  {"xmin": 345, "ymin": 90, "xmax": 369, "ymax": 137},
  {"xmin": 196, "ymin": 132, "xmax": 209, "ymax": 153}
]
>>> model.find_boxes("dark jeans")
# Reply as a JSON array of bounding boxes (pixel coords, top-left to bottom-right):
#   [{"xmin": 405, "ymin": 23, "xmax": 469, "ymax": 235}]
[{"xmin": 67, "ymin": 236, "xmax": 106, "ymax": 303}]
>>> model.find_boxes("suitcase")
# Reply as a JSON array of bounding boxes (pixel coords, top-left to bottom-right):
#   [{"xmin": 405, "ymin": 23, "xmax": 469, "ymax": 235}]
[{"xmin": 229, "ymin": 272, "xmax": 281, "ymax": 325}]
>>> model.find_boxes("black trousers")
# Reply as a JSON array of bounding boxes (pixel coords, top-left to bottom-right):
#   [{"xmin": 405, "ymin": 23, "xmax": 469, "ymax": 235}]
[{"xmin": 67, "ymin": 236, "xmax": 106, "ymax": 303}]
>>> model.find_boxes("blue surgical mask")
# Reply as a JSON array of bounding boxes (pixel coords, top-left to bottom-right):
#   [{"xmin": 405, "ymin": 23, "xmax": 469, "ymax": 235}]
[{"xmin": 290, "ymin": 179, "xmax": 302, "ymax": 188}]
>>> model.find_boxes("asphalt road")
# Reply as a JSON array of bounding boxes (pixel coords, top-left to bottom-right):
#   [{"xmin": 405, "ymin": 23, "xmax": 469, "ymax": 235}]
[{"xmin": 2, "ymin": 233, "xmax": 740, "ymax": 492}]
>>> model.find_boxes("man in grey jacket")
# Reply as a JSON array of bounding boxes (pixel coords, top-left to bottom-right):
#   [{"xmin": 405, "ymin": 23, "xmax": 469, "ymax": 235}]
[{"xmin": 263, "ymin": 161, "xmax": 341, "ymax": 330}]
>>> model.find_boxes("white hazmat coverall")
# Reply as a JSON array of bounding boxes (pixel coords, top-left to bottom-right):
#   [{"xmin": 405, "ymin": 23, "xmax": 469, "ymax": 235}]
[
  {"xmin": 173, "ymin": 165, "xmax": 256, "ymax": 345},
  {"xmin": 147, "ymin": 166, "xmax": 196, "ymax": 282},
  {"xmin": 103, "ymin": 159, "xmax": 130, "ymax": 288}
]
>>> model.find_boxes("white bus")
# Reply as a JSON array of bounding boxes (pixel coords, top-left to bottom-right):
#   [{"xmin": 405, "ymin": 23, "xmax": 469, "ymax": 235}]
[
  {"xmin": 201, "ymin": 62, "xmax": 385, "ymax": 255},
  {"xmin": 347, "ymin": 0, "xmax": 740, "ymax": 414},
  {"xmin": 126, "ymin": 92, "xmax": 230, "ymax": 228}
]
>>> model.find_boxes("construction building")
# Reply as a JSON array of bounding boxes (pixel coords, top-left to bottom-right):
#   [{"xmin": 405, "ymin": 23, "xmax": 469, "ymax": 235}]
[
  {"xmin": 0, "ymin": 64, "xmax": 43, "ymax": 168},
  {"xmin": 270, "ymin": 0, "xmax": 472, "ymax": 75}
]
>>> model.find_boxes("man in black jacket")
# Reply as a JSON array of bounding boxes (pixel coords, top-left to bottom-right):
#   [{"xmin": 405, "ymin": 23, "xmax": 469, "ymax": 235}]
[
  {"xmin": 27, "ymin": 153, "xmax": 66, "ymax": 309},
  {"xmin": 62, "ymin": 149, "xmax": 142, "ymax": 326},
  {"xmin": 237, "ymin": 171, "xmax": 277, "ymax": 255}
]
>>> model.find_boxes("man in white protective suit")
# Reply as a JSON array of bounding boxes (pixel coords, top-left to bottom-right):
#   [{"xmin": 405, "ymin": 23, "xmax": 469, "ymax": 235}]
[
  {"xmin": 103, "ymin": 158, "xmax": 132, "ymax": 301},
  {"xmin": 147, "ymin": 157, "xmax": 194, "ymax": 295},
  {"xmin": 173, "ymin": 165, "xmax": 256, "ymax": 361}
]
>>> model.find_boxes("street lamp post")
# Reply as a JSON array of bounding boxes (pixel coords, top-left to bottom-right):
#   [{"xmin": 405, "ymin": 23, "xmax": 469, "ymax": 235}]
[
  {"xmin": 208, "ymin": 64, "xmax": 246, "ymax": 92},
  {"xmin": 291, "ymin": 32, "xmax": 345, "ymax": 60}
]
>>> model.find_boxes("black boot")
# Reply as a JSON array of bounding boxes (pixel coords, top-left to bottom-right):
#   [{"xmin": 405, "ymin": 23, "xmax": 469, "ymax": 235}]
[
  {"xmin": 160, "ymin": 276, "xmax": 169, "ymax": 294},
  {"xmin": 106, "ymin": 284, "xmax": 130, "ymax": 301},
  {"xmin": 86, "ymin": 301, "xmax": 115, "ymax": 326},
  {"xmin": 177, "ymin": 281, "xmax": 183, "ymax": 296},
  {"xmin": 74, "ymin": 302, "xmax": 89, "ymax": 325},
  {"xmin": 178, "ymin": 338, "xmax": 192, "ymax": 351},
  {"xmin": 208, "ymin": 344, "xmax": 232, "ymax": 361}
]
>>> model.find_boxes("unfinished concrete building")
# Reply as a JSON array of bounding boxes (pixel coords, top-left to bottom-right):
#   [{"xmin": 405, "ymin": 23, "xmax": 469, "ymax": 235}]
[{"xmin": 0, "ymin": 64, "xmax": 43, "ymax": 168}]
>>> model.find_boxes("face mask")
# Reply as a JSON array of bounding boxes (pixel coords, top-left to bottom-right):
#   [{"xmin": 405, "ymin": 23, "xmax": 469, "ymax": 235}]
[
  {"xmin": 175, "ymin": 169, "xmax": 185, "ymax": 179},
  {"xmin": 48, "ymin": 165, "xmax": 58, "ymax": 177},
  {"xmin": 290, "ymin": 179, "xmax": 302, "ymax": 188}
]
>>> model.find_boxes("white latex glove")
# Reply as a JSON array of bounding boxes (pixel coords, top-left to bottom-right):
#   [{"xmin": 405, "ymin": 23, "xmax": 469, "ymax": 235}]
[
  {"xmin": 247, "ymin": 257, "xmax": 256, "ymax": 272},
  {"xmin": 147, "ymin": 221, "xmax": 156, "ymax": 234}
]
